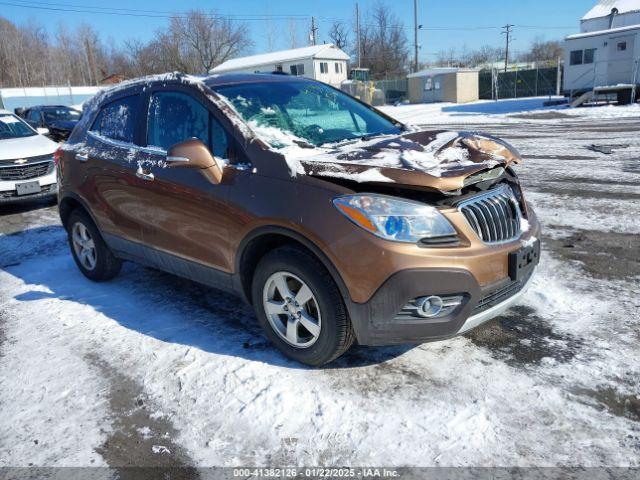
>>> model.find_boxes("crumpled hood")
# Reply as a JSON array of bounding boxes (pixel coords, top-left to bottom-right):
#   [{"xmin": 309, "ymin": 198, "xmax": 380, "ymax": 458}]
[{"xmin": 294, "ymin": 130, "xmax": 522, "ymax": 192}]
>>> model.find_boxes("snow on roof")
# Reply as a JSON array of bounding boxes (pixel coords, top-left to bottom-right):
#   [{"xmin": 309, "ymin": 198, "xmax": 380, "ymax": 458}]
[
  {"xmin": 407, "ymin": 68, "xmax": 479, "ymax": 78},
  {"xmin": 0, "ymin": 109, "xmax": 11, "ymax": 115},
  {"xmin": 210, "ymin": 44, "xmax": 350, "ymax": 73},
  {"xmin": 566, "ymin": 22, "xmax": 640, "ymax": 39},
  {"xmin": 582, "ymin": 0, "xmax": 640, "ymax": 20}
]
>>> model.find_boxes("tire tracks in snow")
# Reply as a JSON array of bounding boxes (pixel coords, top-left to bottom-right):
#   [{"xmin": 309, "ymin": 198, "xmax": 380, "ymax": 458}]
[
  {"xmin": 0, "ymin": 209, "xmax": 200, "ymax": 471},
  {"xmin": 87, "ymin": 354, "xmax": 199, "ymax": 478}
]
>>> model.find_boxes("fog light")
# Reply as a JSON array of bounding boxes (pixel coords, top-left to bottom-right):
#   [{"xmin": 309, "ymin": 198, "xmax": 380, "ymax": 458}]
[{"xmin": 416, "ymin": 296, "xmax": 444, "ymax": 318}]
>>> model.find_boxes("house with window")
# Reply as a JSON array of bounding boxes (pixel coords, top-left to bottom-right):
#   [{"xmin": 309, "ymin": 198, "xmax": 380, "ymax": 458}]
[
  {"xmin": 209, "ymin": 44, "xmax": 350, "ymax": 87},
  {"xmin": 563, "ymin": 0, "xmax": 640, "ymax": 100}
]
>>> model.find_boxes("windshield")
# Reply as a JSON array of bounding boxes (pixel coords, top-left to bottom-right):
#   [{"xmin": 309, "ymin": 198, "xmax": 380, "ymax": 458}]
[
  {"xmin": 0, "ymin": 114, "xmax": 36, "ymax": 139},
  {"xmin": 213, "ymin": 81, "xmax": 401, "ymax": 148},
  {"xmin": 42, "ymin": 107, "xmax": 81, "ymax": 123}
]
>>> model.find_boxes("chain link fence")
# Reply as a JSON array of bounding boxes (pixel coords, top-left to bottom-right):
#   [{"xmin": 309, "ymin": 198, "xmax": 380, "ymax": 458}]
[
  {"xmin": 479, "ymin": 67, "xmax": 562, "ymax": 100},
  {"xmin": 373, "ymin": 78, "xmax": 408, "ymax": 104}
]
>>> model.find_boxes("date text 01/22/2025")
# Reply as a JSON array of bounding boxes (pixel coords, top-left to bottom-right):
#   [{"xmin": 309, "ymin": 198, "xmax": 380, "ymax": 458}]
[{"xmin": 232, "ymin": 467, "xmax": 400, "ymax": 477}]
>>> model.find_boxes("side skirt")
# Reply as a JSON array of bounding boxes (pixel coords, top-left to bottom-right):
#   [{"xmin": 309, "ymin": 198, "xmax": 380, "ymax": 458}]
[{"xmin": 103, "ymin": 233, "xmax": 237, "ymax": 296}]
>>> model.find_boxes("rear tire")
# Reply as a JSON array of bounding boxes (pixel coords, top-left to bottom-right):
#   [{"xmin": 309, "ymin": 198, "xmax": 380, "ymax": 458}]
[
  {"xmin": 66, "ymin": 209, "xmax": 122, "ymax": 282},
  {"xmin": 251, "ymin": 246, "xmax": 355, "ymax": 366}
]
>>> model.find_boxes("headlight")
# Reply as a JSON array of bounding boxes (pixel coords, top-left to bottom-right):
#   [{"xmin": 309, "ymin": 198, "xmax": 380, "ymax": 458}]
[{"xmin": 333, "ymin": 194, "xmax": 456, "ymax": 243}]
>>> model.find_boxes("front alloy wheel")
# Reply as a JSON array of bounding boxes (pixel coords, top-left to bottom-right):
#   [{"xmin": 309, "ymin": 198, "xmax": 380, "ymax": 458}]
[
  {"xmin": 251, "ymin": 246, "xmax": 355, "ymax": 366},
  {"xmin": 262, "ymin": 271, "xmax": 322, "ymax": 348}
]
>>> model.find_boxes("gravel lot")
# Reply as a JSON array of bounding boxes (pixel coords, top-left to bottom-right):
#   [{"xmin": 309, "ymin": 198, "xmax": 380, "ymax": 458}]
[{"xmin": 0, "ymin": 100, "xmax": 639, "ymax": 470}]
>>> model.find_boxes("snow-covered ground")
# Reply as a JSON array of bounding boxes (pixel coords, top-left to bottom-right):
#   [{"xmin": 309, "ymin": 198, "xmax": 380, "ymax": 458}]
[
  {"xmin": 0, "ymin": 97, "xmax": 639, "ymax": 468},
  {"xmin": 379, "ymin": 96, "xmax": 640, "ymax": 125}
]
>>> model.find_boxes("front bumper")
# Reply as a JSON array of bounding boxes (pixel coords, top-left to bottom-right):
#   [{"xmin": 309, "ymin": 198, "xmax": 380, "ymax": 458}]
[
  {"xmin": 345, "ymin": 257, "xmax": 539, "ymax": 346},
  {"xmin": 457, "ymin": 269, "xmax": 536, "ymax": 334},
  {"xmin": 0, "ymin": 170, "xmax": 57, "ymax": 203}
]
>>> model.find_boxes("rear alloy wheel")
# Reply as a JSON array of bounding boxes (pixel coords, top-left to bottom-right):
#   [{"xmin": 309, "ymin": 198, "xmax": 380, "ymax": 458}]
[
  {"xmin": 67, "ymin": 209, "xmax": 122, "ymax": 282},
  {"xmin": 251, "ymin": 246, "xmax": 355, "ymax": 366},
  {"xmin": 71, "ymin": 222, "xmax": 97, "ymax": 271}
]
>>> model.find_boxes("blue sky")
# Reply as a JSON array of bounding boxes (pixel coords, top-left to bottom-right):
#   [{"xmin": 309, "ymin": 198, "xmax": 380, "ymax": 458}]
[{"xmin": 2, "ymin": 0, "xmax": 593, "ymax": 60}]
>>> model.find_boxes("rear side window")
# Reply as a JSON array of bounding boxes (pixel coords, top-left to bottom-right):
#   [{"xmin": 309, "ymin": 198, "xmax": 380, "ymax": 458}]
[
  {"xmin": 91, "ymin": 95, "xmax": 140, "ymax": 143},
  {"xmin": 28, "ymin": 110, "xmax": 41, "ymax": 123},
  {"xmin": 147, "ymin": 91, "xmax": 229, "ymax": 158}
]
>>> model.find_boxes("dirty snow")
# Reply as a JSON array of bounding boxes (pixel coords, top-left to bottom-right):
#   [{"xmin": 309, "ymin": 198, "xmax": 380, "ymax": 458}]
[{"xmin": 1, "ymin": 97, "xmax": 639, "ymax": 468}]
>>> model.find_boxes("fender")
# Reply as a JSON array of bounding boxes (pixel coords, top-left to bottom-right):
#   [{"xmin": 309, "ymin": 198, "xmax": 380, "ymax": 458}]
[
  {"xmin": 233, "ymin": 225, "xmax": 353, "ymax": 306},
  {"xmin": 58, "ymin": 191, "xmax": 100, "ymax": 229}
]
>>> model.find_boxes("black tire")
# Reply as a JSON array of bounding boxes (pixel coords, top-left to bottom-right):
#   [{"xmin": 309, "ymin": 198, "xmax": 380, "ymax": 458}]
[
  {"xmin": 66, "ymin": 209, "xmax": 122, "ymax": 282},
  {"xmin": 251, "ymin": 245, "xmax": 355, "ymax": 366}
]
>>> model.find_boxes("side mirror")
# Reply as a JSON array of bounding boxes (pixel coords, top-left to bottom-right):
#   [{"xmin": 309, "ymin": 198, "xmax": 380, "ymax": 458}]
[
  {"xmin": 37, "ymin": 127, "xmax": 50, "ymax": 136},
  {"xmin": 166, "ymin": 138, "xmax": 224, "ymax": 185}
]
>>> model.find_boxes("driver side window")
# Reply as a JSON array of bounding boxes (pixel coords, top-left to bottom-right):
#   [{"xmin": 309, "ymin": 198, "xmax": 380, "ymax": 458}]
[{"xmin": 147, "ymin": 91, "xmax": 229, "ymax": 158}]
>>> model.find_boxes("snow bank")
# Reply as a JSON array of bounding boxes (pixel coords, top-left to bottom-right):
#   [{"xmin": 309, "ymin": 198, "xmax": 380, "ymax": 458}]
[{"xmin": 380, "ymin": 98, "xmax": 640, "ymax": 126}]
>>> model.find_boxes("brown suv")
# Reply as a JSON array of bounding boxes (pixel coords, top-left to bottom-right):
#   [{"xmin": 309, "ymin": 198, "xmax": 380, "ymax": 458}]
[{"xmin": 56, "ymin": 73, "xmax": 540, "ymax": 365}]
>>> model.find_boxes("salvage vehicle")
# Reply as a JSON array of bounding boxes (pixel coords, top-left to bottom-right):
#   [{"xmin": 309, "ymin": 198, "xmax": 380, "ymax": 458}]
[
  {"xmin": 0, "ymin": 110, "xmax": 58, "ymax": 203},
  {"xmin": 20, "ymin": 105, "xmax": 82, "ymax": 142},
  {"xmin": 56, "ymin": 73, "xmax": 540, "ymax": 365}
]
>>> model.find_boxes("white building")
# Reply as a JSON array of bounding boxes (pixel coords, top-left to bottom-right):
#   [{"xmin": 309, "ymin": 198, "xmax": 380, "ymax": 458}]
[
  {"xmin": 0, "ymin": 86, "xmax": 102, "ymax": 113},
  {"xmin": 581, "ymin": 0, "xmax": 640, "ymax": 32},
  {"xmin": 210, "ymin": 44, "xmax": 350, "ymax": 87},
  {"xmin": 563, "ymin": 0, "xmax": 640, "ymax": 98}
]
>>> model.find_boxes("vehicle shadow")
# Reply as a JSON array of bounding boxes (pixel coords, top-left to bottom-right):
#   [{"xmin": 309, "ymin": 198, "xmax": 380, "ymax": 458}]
[
  {"xmin": 4, "ymin": 225, "xmax": 412, "ymax": 370},
  {"xmin": 442, "ymin": 97, "xmax": 560, "ymax": 115},
  {"xmin": 0, "ymin": 197, "xmax": 57, "ymax": 216}
]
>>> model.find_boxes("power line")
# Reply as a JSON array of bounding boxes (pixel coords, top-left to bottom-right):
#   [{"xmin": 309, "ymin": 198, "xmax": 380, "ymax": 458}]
[
  {"xmin": 318, "ymin": 17, "xmax": 571, "ymax": 32},
  {"xmin": 2, "ymin": 1, "xmax": 576, "ymax": 32},
  {"xmin": 0, "ymin": 0, "xmax": 311, "ymax": 20},
  {"xmin": 518, "ymin": 25, "xmax": 574, "ymax": 29}
]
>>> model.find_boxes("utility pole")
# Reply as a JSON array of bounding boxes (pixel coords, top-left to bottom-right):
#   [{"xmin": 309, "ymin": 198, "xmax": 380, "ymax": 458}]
[
  {"xmin": 501, "ymin": 24, "xmax": 514, "ymax": 73},
  {"xmin": 310, "ymin": 17, "xmax": 318, "ymax": 46},
  {"xmin": 413, "ymin": 0, "xmax": 419, "ymax": 72},
  {"xmin": 356, "ymin": 2, "xmax": 361, "ymax": 68}
]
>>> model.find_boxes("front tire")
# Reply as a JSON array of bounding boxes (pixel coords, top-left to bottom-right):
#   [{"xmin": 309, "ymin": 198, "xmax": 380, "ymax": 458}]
[
  {"xmin": 251, "ymin": 246, "xmax": 355, "ymax": 366},
  {"xmin": 67, "ymin": 209, "xmax": 122, "ymax": 282}
]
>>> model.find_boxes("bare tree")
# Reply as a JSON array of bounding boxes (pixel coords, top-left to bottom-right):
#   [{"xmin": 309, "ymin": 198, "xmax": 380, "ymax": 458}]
[
  {"xmin": 435, "ymin": 47, "xmax": 459, "ymax": 67},
  {"xmin": 265, "ymin": 17, "xmax": 275, "ymax": 52},
  {"xmin": 432, "ymin": 45, "xmax": 506, "ymax": 69},
  {"xmin": 462, "ymin": 45, "xmax": 505, "ymax": 68},
  {"xmin": 158, "ymin": 11, "xmax": 252, "ymax": 73},
  {"xmin": 354, "ymin": 3, "xmax": 409, "ymax": 79},
  {"xmin": 329, "ymin": 20, "xmax": 349, "ymax": 50},
  {"xmin": 520, "ymin": 37, "xmax": 563, "ymax": 66},
  {"xmin": 288, "ymin": 19, "xmax": 299, "ymax": 49}
]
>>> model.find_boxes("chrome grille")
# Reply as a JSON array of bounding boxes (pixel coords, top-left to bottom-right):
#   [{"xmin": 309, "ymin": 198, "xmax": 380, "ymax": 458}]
[
  {"xmin": 0, "ymin": 158, "xmax": 54, "ymax": 181},
  {"xmin": 459, "ymin": 185, "xmax": 523, "ymax": 244}
]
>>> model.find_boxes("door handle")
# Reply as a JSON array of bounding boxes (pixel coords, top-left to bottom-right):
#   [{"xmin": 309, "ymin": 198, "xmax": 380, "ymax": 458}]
[
  {"xmin": 136, "ymin": 166, "xmax": 155, "ymax": 181},
  {"xmin": 75, "ymin": 153, "xmax": 88, "ymax": 162}
]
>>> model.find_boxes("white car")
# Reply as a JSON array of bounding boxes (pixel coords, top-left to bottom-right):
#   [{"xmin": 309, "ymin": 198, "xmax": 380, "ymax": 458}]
[{"xmin": 0, "ymin": 109, "xmax": 58, "ymax": 203}]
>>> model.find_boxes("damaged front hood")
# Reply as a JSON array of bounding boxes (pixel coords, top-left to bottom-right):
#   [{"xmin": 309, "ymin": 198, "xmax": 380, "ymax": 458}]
[{"xmin": 296, "ymin": 130, "xmax": 522, "ymax": 192}]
